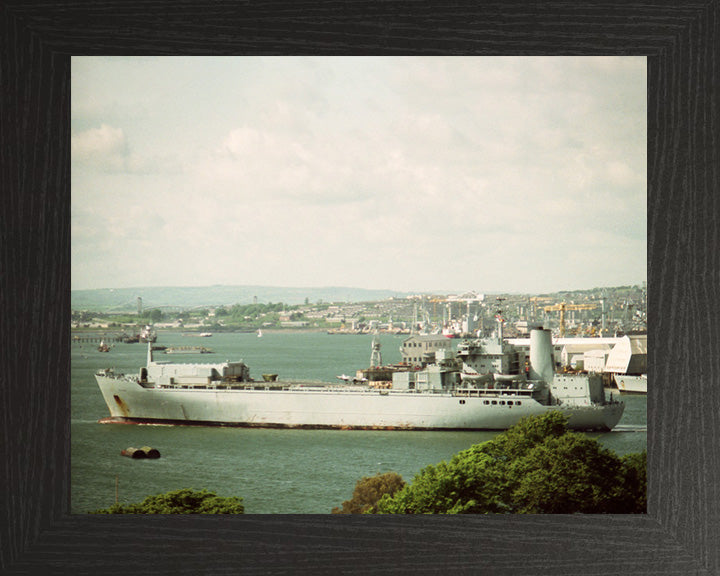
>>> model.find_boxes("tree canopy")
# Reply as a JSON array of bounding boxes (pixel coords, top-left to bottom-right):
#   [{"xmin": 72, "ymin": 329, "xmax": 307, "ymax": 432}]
[
  {"xmin": 373, "ymin": 412, "xmax": 646, "ymax": 514},
  {"xmin": 332, "ymin": 472, "xmax": 406, "ymax": 514},
  {"xmin": 90, "ymin": 488, "xmax": 245, "ymax": 514}
]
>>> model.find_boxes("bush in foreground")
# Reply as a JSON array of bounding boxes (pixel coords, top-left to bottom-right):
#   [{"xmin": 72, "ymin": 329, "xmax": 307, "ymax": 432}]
[
  {"xmin": 372, "ymin": 412, "xmax": 647, "ymax": 514},
  {"xmin": 332, "ymin": 472, "xmax": 406, "ymax": 514},
  {"xmin": 90, "ymin": 488, "xmax": 245, "ymax": 514}
]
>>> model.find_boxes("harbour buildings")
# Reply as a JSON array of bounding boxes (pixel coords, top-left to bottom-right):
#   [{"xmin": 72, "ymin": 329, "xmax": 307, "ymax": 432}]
[{"xmin": 401, "ymin": 334, "xmax": 453, "ymax": 366}]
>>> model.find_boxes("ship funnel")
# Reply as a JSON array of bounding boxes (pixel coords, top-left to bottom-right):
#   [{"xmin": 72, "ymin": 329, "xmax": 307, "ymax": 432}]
[{"xmin": 528, "ymin": 328, "xmax": 554, "ymax": 383}]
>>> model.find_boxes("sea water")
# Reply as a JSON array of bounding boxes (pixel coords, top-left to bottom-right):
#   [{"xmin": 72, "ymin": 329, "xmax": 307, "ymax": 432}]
[{"xmin": 71, "ymin": 331, "xmax": 647, "ymax": 514}]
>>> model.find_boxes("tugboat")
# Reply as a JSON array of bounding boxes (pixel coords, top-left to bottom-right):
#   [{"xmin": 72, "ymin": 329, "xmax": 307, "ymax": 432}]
[{"xmin": 139, "ymin": 325, "xmax": 157, "ymax": 343}]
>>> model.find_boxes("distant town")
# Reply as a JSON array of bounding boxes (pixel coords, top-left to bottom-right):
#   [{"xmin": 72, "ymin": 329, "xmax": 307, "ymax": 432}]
[{"xmin": 71, "ymin": 283, "xmax": 647, "ymax": 340}]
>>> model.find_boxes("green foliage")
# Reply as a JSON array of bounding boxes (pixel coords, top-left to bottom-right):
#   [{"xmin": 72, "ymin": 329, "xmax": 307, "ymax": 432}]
[
  {"xmin": 90, "ymin": 488, "xmax": 244, "ymax": 514},
  {"xmin": 374, "ymin": 412, "xmax": 646, "ymax": 515},
  {"xmin": 142, "ymin": 308, "xmax": 163, "ymax": 322},
  {"xmin": 72, "ymin": 310, "xmax": 95, "ymax": 322},
  {"xmin": 619, "ymin": 450, "xmax": 647, "ymax": 513},
  {"xmin": 509, "ymin": 433, "xmax": 626, "ymax": 513},
  {"xmin": 228, "ymin": 302, "xmax": 294, "ymax": 322},
  {"xmin": 332, "ymin": 473, "xmax": 406, "ymax": 514},
  {"xmin": 376, "ymin": 450, "xmax": 506, "ymax": 514}
]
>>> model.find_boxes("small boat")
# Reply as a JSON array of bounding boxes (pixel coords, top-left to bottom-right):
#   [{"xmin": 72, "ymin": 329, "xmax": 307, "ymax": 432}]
[
  {"xmin": 442, "ymin": 324, "xmax": 462, "ymax": 338},
  {"xmin": 164, "ymin": 346, "xmax": 213, "ymax": 354},
  {"xmin": 139, "ymin": 325, "xmax": 157, "ymax": 343},
  {"xmin": 257, "ymin": 329, "xmax": 263, "ymax": 338},
  {"xmin": 98, "ymin": 340, "xmax": 111, "ymax": 352}
]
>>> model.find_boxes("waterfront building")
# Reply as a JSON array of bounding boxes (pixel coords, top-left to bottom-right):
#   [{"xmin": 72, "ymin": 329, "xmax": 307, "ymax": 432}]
[
  {"xmin": 401, "ymin": 334, "xmax": 452, "ymax": 366},
  {"xmin": 583, "ymin": 349, "xmax": 612, "ymax": 373},
  {"xmin": 560, "ymin": 343, "xmax": 614, "ymax": 370},
  {"xmin": 604, "ymin": 334, "xmax": 648, "ymax": 375}
]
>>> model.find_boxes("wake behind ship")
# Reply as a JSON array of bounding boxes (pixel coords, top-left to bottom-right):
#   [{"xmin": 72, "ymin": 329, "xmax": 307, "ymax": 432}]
[{"xmin": 95, "ymin": 328, "xmax": 624, "ymax": 431}]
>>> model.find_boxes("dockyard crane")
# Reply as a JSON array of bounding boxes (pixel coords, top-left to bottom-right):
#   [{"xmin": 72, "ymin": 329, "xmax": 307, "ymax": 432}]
[
  {"xmin": 543, "ymin": 302, "xmax": 598, "ymax": 337},
  {"xmin": 529, "ymin": 296, "xmax": 554, "ymax": 321},
  {"xmin": 429, "ymin": 297, "xmax": 446, "ymax": 323}
]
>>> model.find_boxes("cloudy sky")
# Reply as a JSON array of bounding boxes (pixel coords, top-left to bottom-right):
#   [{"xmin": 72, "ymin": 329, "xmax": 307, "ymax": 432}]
[{"xmin": 71, "ymin": 56, "xmax": 646, "ymax": 294}]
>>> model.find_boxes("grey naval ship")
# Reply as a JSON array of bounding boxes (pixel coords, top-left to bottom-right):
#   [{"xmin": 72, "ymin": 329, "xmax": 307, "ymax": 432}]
[{"xmin": 95, "ymin": 327, "xmax": 624, "ymax": 431}]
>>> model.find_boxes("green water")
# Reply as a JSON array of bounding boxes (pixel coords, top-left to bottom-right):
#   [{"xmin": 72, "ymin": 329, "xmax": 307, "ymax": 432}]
[{"xmin": 71, "ymin": 331, "xmax": 647, "ymax": 514}]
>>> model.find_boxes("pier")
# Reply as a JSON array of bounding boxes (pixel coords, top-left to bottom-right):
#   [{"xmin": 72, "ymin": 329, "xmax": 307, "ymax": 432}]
[{"xmin": 72, "ymin": 333, "xmax": 133, "ymax": 344}]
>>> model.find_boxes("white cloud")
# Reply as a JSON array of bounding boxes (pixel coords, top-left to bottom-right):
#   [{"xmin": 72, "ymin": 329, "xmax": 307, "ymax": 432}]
[
  {"xmin": 71, "ymin": 57, "xmax": 646, "ymax": 292},
  {"xmin": 606, "ymin": 161, "xmax": 642, "ymax": 187},
  {"xmin": 72, "ymin": 123, "xmax": 184, "ymax": 175},
  {"xmin": 72, "ymin": 124, "xmax": 127, "ymax": 170}
]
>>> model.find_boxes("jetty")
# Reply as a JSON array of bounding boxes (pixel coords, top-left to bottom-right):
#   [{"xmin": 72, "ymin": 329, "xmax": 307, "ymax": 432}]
[{"xmin": 72, "ymin": 333, "xmax": 128, "ymax": 344}]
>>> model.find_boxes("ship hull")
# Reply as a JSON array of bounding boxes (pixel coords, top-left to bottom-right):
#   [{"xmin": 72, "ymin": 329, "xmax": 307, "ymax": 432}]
[
  {"xmin": 96, "ymin": 375, "xmax": 624, "ymax": 432},
  {"xmin": 614, "ymin": 374, "xmax": 647, "ymax": 394}
]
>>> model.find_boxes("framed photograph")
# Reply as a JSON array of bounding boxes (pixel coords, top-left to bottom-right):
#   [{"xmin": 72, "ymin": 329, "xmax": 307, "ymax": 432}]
[{"xmin": 2, "ymin": 2, "xmax": 716, "ymax": 574}]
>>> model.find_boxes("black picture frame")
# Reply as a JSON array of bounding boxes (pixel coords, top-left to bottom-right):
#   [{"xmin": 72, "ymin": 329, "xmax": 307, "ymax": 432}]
[{"xmin": 2, "ymin": 2, "xmax": 716, "ymax": 574}]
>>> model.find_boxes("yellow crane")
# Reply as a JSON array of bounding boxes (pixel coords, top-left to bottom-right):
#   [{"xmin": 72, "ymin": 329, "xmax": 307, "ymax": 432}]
[
  {"xmin": 543, "ymin": 302, "xmax": 598, "ymax": 337},
  {"xmin": 529, "ymin": 296, "xmax": 554, "ymax": 319}
]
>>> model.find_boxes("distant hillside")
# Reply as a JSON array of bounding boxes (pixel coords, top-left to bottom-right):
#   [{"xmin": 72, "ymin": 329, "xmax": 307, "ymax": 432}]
[{"xmin": 71, "ymin": 285, "xmax": 412, "ymax": 312}]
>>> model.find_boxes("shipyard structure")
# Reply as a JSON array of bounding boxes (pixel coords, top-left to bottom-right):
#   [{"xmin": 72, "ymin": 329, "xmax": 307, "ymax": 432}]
[{"xmin": 389, "ymin": 327, "xmax": 647, "ymax": 394}]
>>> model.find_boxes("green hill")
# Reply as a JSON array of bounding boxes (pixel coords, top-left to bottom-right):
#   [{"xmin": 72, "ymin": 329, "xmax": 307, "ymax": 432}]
[{"xmin": 71, "ymin": 285, "xmax": 411, "ymax": 312}]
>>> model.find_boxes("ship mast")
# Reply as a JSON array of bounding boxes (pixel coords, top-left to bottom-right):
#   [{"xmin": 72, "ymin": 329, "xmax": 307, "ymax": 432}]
[
  {"xmin": 495, "ymin": 297, "xmax": 506, "ymax": 343},
  {"xmin": 370, "ymin": 333, "xmax": 382, "ymax": 367}
]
